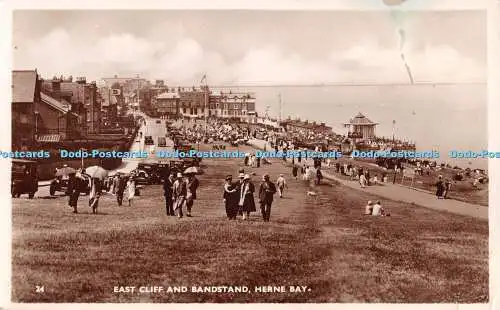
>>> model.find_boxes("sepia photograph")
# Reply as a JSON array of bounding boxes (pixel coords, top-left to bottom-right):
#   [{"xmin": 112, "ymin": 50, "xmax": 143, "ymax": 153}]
[{"xmin": 7, "ymin": 0, "xmax": 490, "ymax": 304}]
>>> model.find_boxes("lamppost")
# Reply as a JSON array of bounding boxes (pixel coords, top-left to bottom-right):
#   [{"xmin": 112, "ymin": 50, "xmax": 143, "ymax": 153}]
[{"xmin": 81, "ymin": 148, "xmax": 87, "ymax": 169}]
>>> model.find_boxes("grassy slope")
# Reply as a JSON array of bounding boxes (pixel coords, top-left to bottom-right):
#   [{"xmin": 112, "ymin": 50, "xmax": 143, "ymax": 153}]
[{"xmin": 12, "ymin": 146, "xmax": 488, "ymax": 303}]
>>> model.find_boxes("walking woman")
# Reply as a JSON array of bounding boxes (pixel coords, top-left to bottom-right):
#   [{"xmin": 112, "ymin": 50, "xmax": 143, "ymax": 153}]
[
  {"xmin": 436, "ymin": 175, "xmax": 445, "ymax": 198},
  {"xmin": 223, "ymin": 175, "xmax": 238, "ymax": 219},
  {"xmin": 292, "ymin": 165, "xmax": 298, "ymax": 180},
  {"xmin": 126, "ymin": 176, "xmax": 136, "ymax": 207},
  {"xmin": 88, "ymin": 177, "xmax": 102, "ymax": 214},
  {"xmin": 238, "ymin": 174, "xmax": 256, "ymax": 220}
]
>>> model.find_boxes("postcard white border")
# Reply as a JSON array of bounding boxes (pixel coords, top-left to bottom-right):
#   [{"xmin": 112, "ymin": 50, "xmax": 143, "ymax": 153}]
[{"xmin": 0, "ymin": 0, "xmax": 495, "ymax": 309}]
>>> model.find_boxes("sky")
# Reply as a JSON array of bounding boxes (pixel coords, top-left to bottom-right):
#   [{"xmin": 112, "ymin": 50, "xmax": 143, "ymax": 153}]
[
  {"xmin": 12, "ymin": 10, "xmax": 485, "ymax": 85},
  {"xmin": 11, "ymin": 9, "xmax": 488, "ymax": 169}
]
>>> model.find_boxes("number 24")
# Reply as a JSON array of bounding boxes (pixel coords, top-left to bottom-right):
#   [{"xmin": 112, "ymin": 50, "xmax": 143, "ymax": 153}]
[{"xmin": 35, "ymin": 286, "xmax": 44, "ymax": 293}]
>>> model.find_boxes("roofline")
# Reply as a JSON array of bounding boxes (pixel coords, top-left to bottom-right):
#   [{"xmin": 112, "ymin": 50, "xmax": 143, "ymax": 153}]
[{"xmin": 12, "ymin": 158, "xmax": 37, "ymax": 163}]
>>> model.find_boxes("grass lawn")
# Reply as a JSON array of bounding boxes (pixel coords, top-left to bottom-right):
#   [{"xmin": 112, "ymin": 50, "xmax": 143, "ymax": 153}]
[{"xmin": 11, "ymin": 145, "xmax": 488, "ymax": 302}]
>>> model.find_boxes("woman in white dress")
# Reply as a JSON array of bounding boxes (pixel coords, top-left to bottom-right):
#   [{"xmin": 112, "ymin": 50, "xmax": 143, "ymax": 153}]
[{"xmin": 126, "ymin": 177, "xmax": 136, "ymax": 207}]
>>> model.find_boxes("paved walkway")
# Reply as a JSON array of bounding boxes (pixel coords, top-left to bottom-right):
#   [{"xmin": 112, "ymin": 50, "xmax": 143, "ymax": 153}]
[
  {"xmin": 38, "ymin": 121, "xmax": 149, "ymax": 188},
  {"xmin": 248, "ymin": 139, "xmax": 488, "ymax": 220}
]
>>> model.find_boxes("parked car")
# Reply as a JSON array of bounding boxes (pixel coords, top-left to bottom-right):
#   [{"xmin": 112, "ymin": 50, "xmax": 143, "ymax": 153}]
[
  {"xmin": 137, "ymin": 163, "xmax": 162, "ymax": 184},
  {"xmin": 49, "ymin": 168, "xmax": 91, "ymax": 196},
  {"xmin": 131, "ymin": 169, "xmax": 155, "ymax": 185},
  {"xmin": 158, "ymin": 136, "xmax": 167, "ymax": 147},
  {"xmin": 11, "ymin": 159, "xmax": 38, "ymax": 198}
]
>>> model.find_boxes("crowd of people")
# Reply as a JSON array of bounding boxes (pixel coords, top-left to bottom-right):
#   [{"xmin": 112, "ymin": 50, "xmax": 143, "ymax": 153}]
[{"xmin": 66, "ymin": 169, "xmax": 137, "ymax": 214}]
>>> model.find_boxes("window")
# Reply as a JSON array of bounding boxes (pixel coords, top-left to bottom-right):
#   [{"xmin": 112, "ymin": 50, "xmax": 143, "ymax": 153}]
[
  {"xmin": 20, "ymin": 114, "xmax": 29, "ymax": 124},
  {"xmin": 224, "ymin": 104, "xmax": 228, "ymax": 110},
  {"xmin": 234, "ymin": 104, "xmax": 239, "ymax": 109}
]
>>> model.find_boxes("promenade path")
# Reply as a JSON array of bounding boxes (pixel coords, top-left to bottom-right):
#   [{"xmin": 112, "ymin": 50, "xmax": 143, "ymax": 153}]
[{"xmin": 248, "ymin": 139, "xmax": 488, "ymax": 220}]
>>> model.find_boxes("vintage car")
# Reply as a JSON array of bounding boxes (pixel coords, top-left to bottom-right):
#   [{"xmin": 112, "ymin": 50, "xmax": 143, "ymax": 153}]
[
  {"xmin": 144, "ymin": 136, "xmax": 154, "ymax": 145},
  {"xmin": 157, "ymin": 136, "xmax": 167, "ymax": 147},
  {"xmin": 49, "ymin": 167, "xmax": 91, "ymax": 196},
  {"xmin": 131, "ymin": 169, "xmax": 154, "ymax": 185},
  {"xmin": 136, "ymin": 162, "xmax": 162, "ymax": 184},
  {"xmin": 11, "ymin": 159, "xmax": 38, "ymax": 198}
]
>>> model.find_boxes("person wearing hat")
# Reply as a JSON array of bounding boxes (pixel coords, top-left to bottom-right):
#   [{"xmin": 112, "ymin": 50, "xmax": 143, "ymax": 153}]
[
  {"xmin": 115, "ymin": 173, "xmax": 127, "ymax": 207},
  {"xmin": 276, "ymin": 174, "xmax": 287, "ymax": 198},
  {"xmin": 223, "ymin": 175, "xmax": 238, "ymax": 219},
  {"xmin": 163, "ymin": 172, "xmax": 175, "ymax": 215},
  {"xmin": 237, "ymin": 174, "xmax": 256, "ymax": 220},
  {"xmin": 436, "ymin": 175, "xmax": 445, "ymax": 198},
  {"xmin": 364, "ymin": 201, "xmax": 374, "ymax": 215},
  {"xmin": 372, "ymin": 200, "xmax": 385, "ymax": 216},
  {"xmin": 258, "ymin": 174, "xmax": 277, "ymax": 222},
  {"xmin": 173, "ymin": 172, "xmax": 187, "ymax": 218},
  {"xmin": 236, "ymin": 172, "xmax": 245, "ymax": 216},
  {"xmin": 67, "ymin": 172, "xmax": 81, "ymax": 214},
  {"xmin": 126, "ymin": 176, "xmax": 136, "ymax": 207}
]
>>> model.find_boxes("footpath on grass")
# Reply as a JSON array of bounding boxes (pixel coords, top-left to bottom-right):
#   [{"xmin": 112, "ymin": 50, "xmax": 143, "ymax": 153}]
[{"xmin": 248, "ymin": 139, "xmax": 488, "ymax": 221}]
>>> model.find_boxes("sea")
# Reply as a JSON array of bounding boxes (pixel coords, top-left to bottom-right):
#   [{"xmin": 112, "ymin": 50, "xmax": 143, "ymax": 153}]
[{"xmin": 217, "ymin": 83, "xmax": 488, "ymax": 171}]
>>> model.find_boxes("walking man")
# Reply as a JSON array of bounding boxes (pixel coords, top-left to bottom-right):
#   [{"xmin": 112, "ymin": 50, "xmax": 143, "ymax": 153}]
[
  {"xmin": 258, "ymin": 174, "xmax": 277, "ymax": 222},
  {"xmin": 316, "ymin": 167, "xmax": 323, "ymax": 185},
  {"xmin": 115, "ymin": 173, "xmax": 127, "ymax": 206},
  {"xmin": 67, "ymin": 172, "xmax": 82, "ymax": 214},
  {"xmin": 173, "ymin": 173, "xmax": 187, "ymax": 218},
  {"xmin": 292, "ymin": 165, "xmax": 298, "ymax": 180},
  {"xmin": 276, "ymin": 174, "xmax": 287, "ymax": 198},
  {"xmin": 163, "ymin": 173, "xmax": 174, "ymax": 215}
]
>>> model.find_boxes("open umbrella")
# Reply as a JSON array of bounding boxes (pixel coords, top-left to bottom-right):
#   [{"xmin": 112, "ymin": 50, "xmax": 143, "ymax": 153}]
[
  {"xmin": 86, "ymin": 166, "xmax": 109, "ymax": 180},
  {"xmin": 184, "ymin": 166, "xmax": 198, "ymax": 174},
  {"xmin": 55, "ymin": 166, "xmax": 76, "ymax": 177}
]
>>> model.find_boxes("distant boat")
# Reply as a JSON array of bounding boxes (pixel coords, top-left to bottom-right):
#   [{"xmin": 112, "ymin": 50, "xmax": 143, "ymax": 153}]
[{"xmin": 412, "ymin": 110, "xmax": 416, "ymax": 115}]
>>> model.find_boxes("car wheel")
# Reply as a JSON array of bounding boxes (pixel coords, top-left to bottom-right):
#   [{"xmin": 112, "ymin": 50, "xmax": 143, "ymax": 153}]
[
  {"xmin": 28, "ymin": 192, "xmax": 35, "ymax": 199},
  {"xmin": 49, "ymin": 185, "xmax": 56, "ymax": 196}
]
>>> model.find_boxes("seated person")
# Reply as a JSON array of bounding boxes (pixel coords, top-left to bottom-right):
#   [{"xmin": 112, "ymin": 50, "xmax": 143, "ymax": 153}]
[
  {"xmin": 372, "ymin": 201, "xmax": 390, "ymax": 216},
  {"xmin": 365, "ymin": 201, "xmax": 374, "ymax": 215}
]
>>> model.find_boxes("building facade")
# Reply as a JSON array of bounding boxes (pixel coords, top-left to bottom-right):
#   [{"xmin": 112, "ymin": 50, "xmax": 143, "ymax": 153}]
[
  {"xmin": 41, "ymin": 76, "xmax": 101, "ymax": 134},
  {"xmin": 12, "ymin": 70, "xmax": 40, "ymax": 150},
  {"xmin": 178, "ymin": 86, "xmax": 209, "ymax": 118},
  {"xmin": 152, "ymin": 91, "xmax": 180, "ymax": 117},
  {"xmin": 208, "ymin": 91, "xmax": 256, "ymax": 122},
  {"xmin": 37, "ymin": 93, "xmax": 80, "ymax": 141}
]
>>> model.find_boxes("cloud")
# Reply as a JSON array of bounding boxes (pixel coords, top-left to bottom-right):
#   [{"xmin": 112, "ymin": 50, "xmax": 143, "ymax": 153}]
[{"xmin": 13, "ymin": 28, "xmax": 485, "ymax": 85}]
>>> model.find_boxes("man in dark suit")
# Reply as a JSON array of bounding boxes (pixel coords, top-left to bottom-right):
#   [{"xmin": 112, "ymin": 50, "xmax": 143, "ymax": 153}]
[
  {"xmin": 258, "ymin": 174, "xmax": 277, "ymax": 222},
  {"xmin": 163, "ymin": 173, "xmax": 175, "ymax": 215}
]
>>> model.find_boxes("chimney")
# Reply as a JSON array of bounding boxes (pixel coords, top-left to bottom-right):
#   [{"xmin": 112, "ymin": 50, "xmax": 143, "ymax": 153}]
[{"xmin": 76, "ymin": 76, "xmax": 87, "ymax": 84}]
